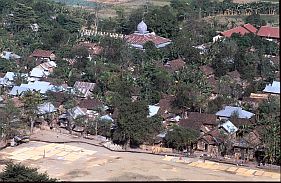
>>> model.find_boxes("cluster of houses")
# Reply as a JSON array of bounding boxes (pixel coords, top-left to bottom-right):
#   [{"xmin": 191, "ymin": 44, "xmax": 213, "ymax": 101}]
[
  {"xmin": 213, "ymin": 23, "xmax": 280, "ymax": 43},
  {"xmin": 0, "ymin": 20, "xmax": 280, "ymax": 162}
]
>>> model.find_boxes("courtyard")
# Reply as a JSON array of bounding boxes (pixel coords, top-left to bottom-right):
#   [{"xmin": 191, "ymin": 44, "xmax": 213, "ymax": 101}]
[{"xmin": 0, "ymin": 140, "xmax": 280, "ymax": 181}]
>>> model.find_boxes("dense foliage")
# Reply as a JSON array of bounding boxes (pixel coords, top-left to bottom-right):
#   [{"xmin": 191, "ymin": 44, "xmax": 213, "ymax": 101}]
[{"xmin": 0, "ymin": 163, "xmax": 57, "ymax": 182}]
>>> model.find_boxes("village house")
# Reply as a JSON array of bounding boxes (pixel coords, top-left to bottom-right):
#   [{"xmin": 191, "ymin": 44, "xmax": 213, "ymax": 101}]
[
  {"xmin": 213, "ymin": 23, "xmax": 258, "ymax": 42},
  {"xmin": 179, "ymin": 112, "xmax": 219, "ymax": 135},
  {"xmin": 199, "ymin": 65, "xmax": 218, "ymax": 99},
  {"xmin": 0, "ymin": 51, "xmax": 21, "ymax": 60},
  {"xmin": 76, "ymin": 42, "xmax": 103, "ymax": 59},
  {"xmin": 163, "ymin": 58, "xmax": 186, "ymax": 73},
  {"xmin": 257, "ymin": 26, "xmax": 280, "ymax": 43},
  {"xmin": 29, "ymin": 49, "xmax": 56, "ymax": 62},
  {"xmin": 199, "ymin": 65, "xmax": 214, "ymax": 79},
  {"xmin": 231, "ymin": 130, "xmax": 262, "ymax": 162},
  {"xmin": 73, "ymin": 81, "xmax": 96, "ymax": 98},
  {"xmin": 262, "ymin": 80, "xmax": 280, "ymax": 95},
  {"xmin": 196, "ymin": 128, "xmax": 228, "ymax": 157},
  {"xmin": 216, "ymin": 106, "xmax": 255, "ymax": 120},
  {"xmin": 29, "ymin": 61, "xmax": 57, "ymax": 80},
  {"xmin": 125, "ymin": 20, "xmax": 172, "ymax": 49},
  {"xmin": 78, "ymin": 98, "xmax": 104, "ymax": 119},
  {"xmin": 241, "ymin": 93, "xmax": 269, "ymax": 109},
  {"xmin": 148, "ymin": 105, "xmax": 160, "ymax": 118},
  {"xmin": 157, "ymin": 95, "xmax": 175, "ymax": 117}
]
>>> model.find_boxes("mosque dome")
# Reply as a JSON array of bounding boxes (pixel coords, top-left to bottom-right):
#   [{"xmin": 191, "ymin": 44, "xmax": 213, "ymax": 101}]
[{"xmin": 137, "ymin": 20, "xmax": 147, "ymax": 34}]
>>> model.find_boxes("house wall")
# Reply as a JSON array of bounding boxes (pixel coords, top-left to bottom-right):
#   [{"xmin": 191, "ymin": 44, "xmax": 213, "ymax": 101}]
[
  {"xmin": 197, "ymin": 140, "xmax": 207, "ymax": 151},
  {"xmin": 233, "ymin": 147, "xmax": 254, "ymax": 161}
]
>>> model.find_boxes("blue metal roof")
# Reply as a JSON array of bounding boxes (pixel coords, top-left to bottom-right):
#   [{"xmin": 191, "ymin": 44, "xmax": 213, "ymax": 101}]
[{"xmin": 216, "ymin": 106, "xmax": 254, "ymax": 119}]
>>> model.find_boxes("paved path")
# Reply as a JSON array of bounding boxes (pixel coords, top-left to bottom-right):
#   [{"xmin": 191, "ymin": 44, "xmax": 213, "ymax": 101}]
[{"xmin": 162, "ymin": 156, "xmax": 281, "ymax": 179}]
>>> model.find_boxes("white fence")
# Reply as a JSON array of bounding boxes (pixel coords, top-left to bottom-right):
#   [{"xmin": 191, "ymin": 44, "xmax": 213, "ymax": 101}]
[{"xmin": 80, "ymin": 29, "xmax": 125, "ymax": 39}]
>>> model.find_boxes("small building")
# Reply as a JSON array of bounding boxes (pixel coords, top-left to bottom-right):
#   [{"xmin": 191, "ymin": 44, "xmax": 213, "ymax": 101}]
[
  {"xmin": 220, "ymin": 24, "xmax": 257, "ymax": 38},
  {"xmin": 125, "ymin": 20, "xmax": 172, "ymax": 49},
  {"xmin": 216, "ymin": 106, "xmax": 255, "ymax": 119},
  {"xmin": 37, "ymin": 102, "xmax": 56, "ymax": 115},
  {"xmin": 73, "ymin": 81, "xmax": 96, "ymax": 98},
  {"xmin": 257, "ymin": 26, "xmax": 279, "ymax": 42},
  {"xmin": 100, "ymin": 114, "xmax": 114, "ymax": 122},
  {"xmin": 8, "ymin": 86, "xmax": 30, "ymax": 96},
  {"xmin": 262, "ymin": 81, "xmax": 280, "ymax": 95},
  {"xmin": 219, "ymin": 120, "xmax": 238, "ymax": 134},
  {"xmin": 213, "ymin": 24, "xmax": 257, "ymax": 42},
  {"xmin": 0, "ymin": 51, "xmax": 21, "ymax": 60},
  {"xmin": 30, "ymin": 23, "xmax": 39, "ymax": 32},
  {"xmin": 148, "ymin": 105, "xmax": 160, "ymax": 118},
  {"xmin": 78, "ymin": 98, "xmax": 104, "ymax": 119},
  {"xmin": 76, "ymin": 42, "xmax": 103, "ymax": 56},
  {"xmin": 196, "ymin": 128, "xmax": 227, "ymax": 156},
  {"xmin": 4, "ymin": 72, "xmax": 28, "ymax": 82},
  {"xmin": 227, "ymin": 70, "xmax": 241, "ymax": 84},
  {"xmin": 164, "ymin": 58, "xmax": 186, "ymax": 73},
  {"xmin": 29, "ymin": 49, "xmax": 56, "ymax": 62},
  {"xmin": 199, "ymin": 65, "xmax": 214, "ymax": 78},
  {"xmin": 67, "ymin": 106, "xmax": 87, "ymax": 120},
  {"xmin": 232, "ymin": 131, "xmax": 261, "ymax": 162},
  {"xmin": 30, "ymin": 67, "xmax": 49, "ymax": 78},
  {"xmin": 179, "ymin": 112, "xmax": 218, "ymax": 134},
  {"xmin": 15, "ymin": 81, "xmax": 53, "ymax": 94}
]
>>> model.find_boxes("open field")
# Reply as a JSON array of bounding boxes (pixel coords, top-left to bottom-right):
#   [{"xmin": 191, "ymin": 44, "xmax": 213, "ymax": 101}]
[{"xmin": 0, "ymin": 140, "xmax": 280, "ymax": 181}]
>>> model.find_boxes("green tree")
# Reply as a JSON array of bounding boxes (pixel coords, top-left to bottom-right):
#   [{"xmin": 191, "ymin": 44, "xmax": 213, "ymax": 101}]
[
  {"xmin": 0, "ymin": 162, "xmax": 57, "ymax": 182},
  {"xmin": 245, "ymin": 13, "xmax": 266, "ymax": 28},
  {"xmin": 0, "ymin": 99, "xmax": 21, "ymax": 141},
  {"xmin": 112, "ymin": 100, "xmax": 161, "ymax": 148},
  {"xmin": 20, "ymin": 90, "xmax": 43, "ymax": 134},
  {"xmin": 10, "ymin": 3, "xmax": 36, "ymax": 32},
  {"xmin": 257, "ymin": 96, "xmax": 280, "ymax": 165},
  {"xmin": 164, "ymin": 125, "xmax": 199, "ymax": 151}
]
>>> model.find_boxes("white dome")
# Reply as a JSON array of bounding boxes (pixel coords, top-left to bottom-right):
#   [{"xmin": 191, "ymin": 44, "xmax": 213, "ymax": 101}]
[{"xmin": 137, "ymin": 20, "xmax": 147, "ymax": 34}]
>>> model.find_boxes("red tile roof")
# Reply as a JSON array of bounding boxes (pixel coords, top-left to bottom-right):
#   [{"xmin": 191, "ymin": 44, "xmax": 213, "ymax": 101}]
[
  {"xmin": 125, "ymin": 33, "xmax": 171, "ymax": 46},
  {"xmin": 221, "ymin": 26, "xmax": 250, "ymax": 38},
  {"xmin": 30, "ymin": 49, "xmax": 54, "ymax": 58},
  {"xmin": 257, "ymin": 26, "xmax": 280, "ymax": 39},
  {"xmin": 243, "ymin": 24, "xmax": 258, "ymax": 34}
]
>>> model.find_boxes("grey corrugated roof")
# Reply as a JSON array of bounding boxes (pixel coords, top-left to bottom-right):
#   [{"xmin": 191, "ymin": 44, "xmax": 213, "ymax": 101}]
[
  {"xmin": 216, "ymin": 106, "xmax": 254, "ymax": 119},
  {"xmin": 37, "ymin": 102, "xmax": 56, "ymax": 115},
  {"xmin": 9, "ymin": 86, "xmax": 30, "ymax": 96},
  {"xmin": 220, "ymin": 120, "xmax": 238, "ymax": 134},
  {"xmin": 263, "ymin": 81, "xmax": 280, "ymax": 94},
  {"xmin": 67, "ymin": 106, "xmax": 86, "ymax": 119},
  {"xmin": 148, "ymin": 105, "xmax": 160, "ymax": 117}
]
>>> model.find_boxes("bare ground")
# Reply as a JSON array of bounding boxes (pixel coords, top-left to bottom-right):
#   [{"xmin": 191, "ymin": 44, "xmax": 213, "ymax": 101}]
[{"xmin": 0, "ymin": 130, "xmax": 280, "ymax": 181}]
